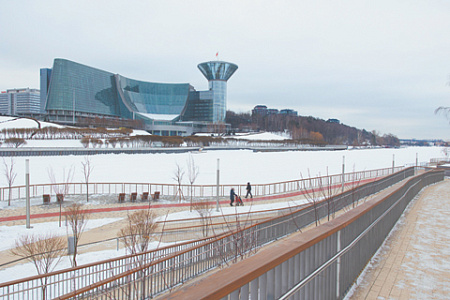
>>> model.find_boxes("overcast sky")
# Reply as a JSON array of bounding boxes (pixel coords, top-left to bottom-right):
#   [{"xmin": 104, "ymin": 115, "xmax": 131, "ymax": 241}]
[{"xmin": 1, "ymin": 0, "xmax": 449, "ymax": 139}]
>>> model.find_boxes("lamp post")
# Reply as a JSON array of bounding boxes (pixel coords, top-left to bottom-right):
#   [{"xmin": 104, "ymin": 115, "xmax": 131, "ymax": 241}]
[
  {"xmin": 216, "ymin": 159, "xmax": 220, "ymax": 212},
  {"xmin": 26, "ymin": 159, "xmax": 31, "ymax": 229}
]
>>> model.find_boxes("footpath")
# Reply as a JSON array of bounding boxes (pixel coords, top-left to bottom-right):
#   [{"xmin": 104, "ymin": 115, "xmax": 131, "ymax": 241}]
[
  {"xmin": 0, "ymin": 192, "xmax": 308, "ymax": 267},
  {"xmin": 346, "ymin": 178, "xmax": 450, "ymax": 300}
]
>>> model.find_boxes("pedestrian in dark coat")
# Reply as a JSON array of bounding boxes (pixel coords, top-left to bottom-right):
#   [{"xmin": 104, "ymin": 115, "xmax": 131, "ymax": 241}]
[
  {"xmin": 230, "ymin": 188, "xmax": 237, "ymax": 206},
  {"xmin": 245, "ymin": 182, "xmax": 252, "ymax": 199}
]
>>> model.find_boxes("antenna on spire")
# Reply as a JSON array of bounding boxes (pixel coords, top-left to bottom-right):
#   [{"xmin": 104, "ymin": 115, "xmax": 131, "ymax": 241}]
[{"xmin": 215, "ymin": 52, "xmax": 219, "ymax": 60}]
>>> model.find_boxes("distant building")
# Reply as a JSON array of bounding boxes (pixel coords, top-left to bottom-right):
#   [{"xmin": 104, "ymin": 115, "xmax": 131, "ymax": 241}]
[
  {"xmin": 279, "ymin": 109, "xmax": 298, "ymax": 116},
  {"xmin": 252, "ymin": 105, "xmax": 297, "ymax": 117},
  {"xmin": 327, "ymin": 118, "xmax": 340, "ymax": 124},
  {"xmin": 0, "ymin": 88, "xmax": 41, "ymax": 116},
  {"xmin": 41, "ymin": 58, "xmax": 238, "ymax": 136},
  {"xmin": 252, "ymin": 105, "xmax": 268, "ymax": 115}
]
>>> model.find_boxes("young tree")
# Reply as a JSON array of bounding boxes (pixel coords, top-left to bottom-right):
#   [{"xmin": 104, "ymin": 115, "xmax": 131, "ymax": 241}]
[
  {"xmin": 187, "ymin": 155, "xmax": 199, "ymax": 211},
  {"xmin": 118, "ymin": 209, "xmax": 158, "ymax": 255},
  {"xmin": 80, "ymin": 136, "xmax": 90, "ymax": 148},
  {"xmin": 192, "ymin": 200, "xmax": 213, "ymax": 237},
  {"xmin": 172, "ymin": 163, "xmax": 185, "ymax": 202},
  {"xmin": 81, "ymin": 156, "xmax": 94, "ymax": 202},
  {"xmin": 213, "ymin": 203, "xmax": 258, "ymax": 266},
  {"xmin": 5, "ymin": 137, "xmax": 27, "ymax": 148},
  {"xmin": 316, "ymin": 171, "xmax": 340, "ymax": 221},
  {"xmin": 65, "ymin": 203, "xmax": 89, "ymax": 267},
  {"xmin": 3, "ymin": 157, "xmax": 17, "ymax": 206},
  {"xmin": 10, "ymin": 234, "xmax": 65, "ymax": 300},
  {"xmin": 300, "ymin": 171, "xmax": 322, "ymax": 227},
  {"xmin": 47, "ymin": 166, "xmax": 75, "ymax": 226}
]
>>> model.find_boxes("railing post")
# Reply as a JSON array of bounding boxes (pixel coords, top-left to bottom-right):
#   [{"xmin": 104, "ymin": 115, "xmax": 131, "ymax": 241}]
[
  {"xmin": 26, "ymin": 159, "xmax": 31, "ymax": 229},
  {"xmin": 342, "ymin": 156, "xmax": 345, "ymax": 193},
  {"xmin": 392, "ymin": 154, "xmax": 395, "ymax": 173},
  {"xmin": 216, "ymin": 159, "xmax": 220, "ymax": 212},
  {"xmin": 336, "ymin": 230, "xmax": 341, "ymax": 299}
]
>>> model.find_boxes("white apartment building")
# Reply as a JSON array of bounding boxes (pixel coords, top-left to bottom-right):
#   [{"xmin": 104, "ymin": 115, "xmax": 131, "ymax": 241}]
[{"xmin": 0, "ymin": 88, "xmax": 40, "ymax": 116}]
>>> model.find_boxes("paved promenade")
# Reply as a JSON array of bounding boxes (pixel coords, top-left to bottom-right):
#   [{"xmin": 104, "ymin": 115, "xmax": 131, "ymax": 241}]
[{"xmin": 346, "ymin": 178, "xmax": 450, "ymax": 300}]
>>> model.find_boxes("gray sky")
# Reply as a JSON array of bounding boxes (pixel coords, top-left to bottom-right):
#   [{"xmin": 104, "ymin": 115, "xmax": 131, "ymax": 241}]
[{"xmin": 1, "ymin": 0, "xmax": 449, "ymax": 140}]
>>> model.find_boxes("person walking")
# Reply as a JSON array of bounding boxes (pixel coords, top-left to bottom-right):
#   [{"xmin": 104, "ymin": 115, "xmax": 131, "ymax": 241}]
[
  {"xmin": 230, "ymin": 188, "xmax": 237, "ymax": 206},
  {"xmin": 245, "ymin": 182, "xmax": 253, "ymax": 199}
]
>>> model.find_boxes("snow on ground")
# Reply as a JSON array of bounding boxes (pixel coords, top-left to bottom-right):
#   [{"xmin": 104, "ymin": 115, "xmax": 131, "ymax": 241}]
[
  {"xmin": 0, "ymin": 199, "xmax": 306, "ymax": 283},
  {"xmin": 1, "ymin": 146, "xmax": 444, "ymax": 188},
  {"xmin": 0, "ymin": 116, "xmax": 64, "ymax": 129},
  {"xmin": 0, "ymin": 116, "xmax": 149, "ymax": 137},
  {"xmin": 0, "ymin": 240, "xmax": 176, "ymax": 283},
  {"xmin": 158, "ymin": 198, "xmax": 309, "ymax": 222},
  {"xmin": 225, "ymin": 132, "xmax": 289, "ymax": 140},
  {"xmin": 0, "ymin": 218, "xmax": 121, "ymax": 252},
  {"xmin": 0, "ymin": 117, "xmax": 447, "ymax": 290},
  {"xmin": 0, "ymin": 118, "xmax": 445, "ymax": 188}
]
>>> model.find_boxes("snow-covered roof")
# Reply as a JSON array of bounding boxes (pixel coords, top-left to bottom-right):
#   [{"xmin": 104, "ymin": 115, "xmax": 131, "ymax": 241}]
[
  {"xmin": 0, "ymin": 116, "xmax": 64, "ymax": 129},
  {"xmin": 135, "ymin": 112, "xmax": 179, "ymax": 121},
  {"xmin": 225, "ymin": 132, "xmax": 289, "ymax": 141}
]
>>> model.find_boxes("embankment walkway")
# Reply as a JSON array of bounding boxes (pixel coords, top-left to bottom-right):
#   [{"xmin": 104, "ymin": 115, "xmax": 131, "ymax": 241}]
[{"xmin": 346, "ymin": 178, "xmax": 450, "ymax": 300}]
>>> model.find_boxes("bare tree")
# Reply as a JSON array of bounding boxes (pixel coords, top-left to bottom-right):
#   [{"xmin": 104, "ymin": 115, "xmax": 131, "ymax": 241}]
[
  {"xmin": 300, "ymin": 171, "xmax": 322, "ymax": 227},
  {"xmin": 80, "ymin": 136, "xmax": 90, "ymax": 148},
  {"xmin": 47, "ymin": 166, "xmax": 75, "ymax": 226},
  {"xmin": 347, "ymin": 167, "xmax": 364, "ymax": 210},
  {"xmin": 47, "ymin": 166, "xmax": 75, "ymax": 201},
  {"xmin": 317, "ymin": 170, "xmax": 340, "ymax": 221},
  {"xmin": 65, "ymin": 203, "xmax": 89, "ymax": 267},
  {"xmin": 118, "ymin": 209, "xmax": 158, "ymax": 255},
  {"xmin": 435, "ymin": 106, "xmax": 450, "ymax": 123},
  {"xmin": 212, "ymin": 201, "xmax": 259, "ymax": 267},
  {"xmin": 3, "ymin": 157, "xmax": 17, "ymax": 206},
  {"xmin": 10, "ymin": 234, "xmax": 65, "ymax": 300},
  {"xmin": 81, "ymin": 156, "xmax": 94, "ymax": 202},
  {"xmin": 172, "ymin": 163, "xmax": 185, "ymax": 202},
  {"xmin": 116, "ymin": 209, "xmax": 168, "ymax": 298},
  {"xmin": 187, "ymin": 155, "xmax": 199, "ymax": 211},
  {"xmin": 192, "ymin": 200, "xmax": 213, "ymax": 237},
  {"xmin": 5, "ymin": 137, "xmax": 26, "ymax": 148}
]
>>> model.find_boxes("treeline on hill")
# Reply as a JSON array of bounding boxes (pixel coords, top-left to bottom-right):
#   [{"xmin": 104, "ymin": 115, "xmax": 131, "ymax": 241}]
[{"xmin": 226, "ymin": 111, "xmax": 400, "ymax": 147}]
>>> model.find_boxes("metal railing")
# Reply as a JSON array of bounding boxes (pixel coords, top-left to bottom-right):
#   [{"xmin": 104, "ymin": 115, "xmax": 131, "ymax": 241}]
[
  {"xmin": 0, "ymin": 166, "xmax": 404, "ymax": 202},
  {"xmin": 168, "ymin": 170, "xmax": 444, "ymax": 300},
  {"xmin": 40, "ymin": 168, "xmax": 414, "ymax": 299},
  {"xmin": 0, "ymin": 237, "xmax": 219, "ymax": 300}
]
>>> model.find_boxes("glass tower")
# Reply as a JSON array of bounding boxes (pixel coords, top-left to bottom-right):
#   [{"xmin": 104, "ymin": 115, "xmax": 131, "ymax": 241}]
[{"xmin": 197, "ymin": 61, "xmax": 238, "ymax": 122}]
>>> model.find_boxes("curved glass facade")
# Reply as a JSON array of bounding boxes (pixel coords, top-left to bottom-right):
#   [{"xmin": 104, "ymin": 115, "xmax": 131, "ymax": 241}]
[
  {"xmin": 197, "ymin": 61, "xmax": 238, "ymax": 81},
  {"xmin": 43, "ymin": 58, "xmax": 238, "ymax": 132},
  {"xmin": 209, "ymin": 80, "xmax": 227, "ymax": 122},
  {"xmin": 116, "ymin": 75, "xmax": 190, "ymax": 116},
  {"xmin": 46, "ymin": 59, "xmax": 122, "ymax": 117},
  {"xmin": 45, "ymin": 59, "xmax": 191, "ymax": 121},
  {"xmin": 198, "ymin": 61, "xmax": 238, "ymax": 122}
]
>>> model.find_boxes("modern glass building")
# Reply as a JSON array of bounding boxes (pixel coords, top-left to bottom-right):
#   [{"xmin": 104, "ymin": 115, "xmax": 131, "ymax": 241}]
[
  {"xmin": 40, "ymin": 68, "xmax": 52, "ymax": 113},
  {"xmin": 197, "ymin": 61, "xmax": 238, "ymax": 122},
  {"xmin": 43, "ymin": 58, "xmax": 238, "ymax": 135}
]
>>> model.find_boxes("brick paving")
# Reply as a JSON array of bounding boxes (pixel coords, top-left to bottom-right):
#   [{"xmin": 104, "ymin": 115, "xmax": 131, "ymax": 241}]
[{"xmin": 346, "ymin": 179, "xmax": 450, "ymax": 300}]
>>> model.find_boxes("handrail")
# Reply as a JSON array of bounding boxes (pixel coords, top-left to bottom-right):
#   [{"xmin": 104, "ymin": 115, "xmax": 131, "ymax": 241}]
[
  {"xmin": 0, "ymin": 168, "xmax": 412, "ymax": 300},
  {"xmin": 166, "ymin": 169, "xmax": 444, "ymax": 300},
  {"xmin": 0, "ymin": 166, "xmax": 404, "ymax": 202},
  {"xmin": 51, "ymin": 168, "xmax": 415, "ymax": 299}
]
